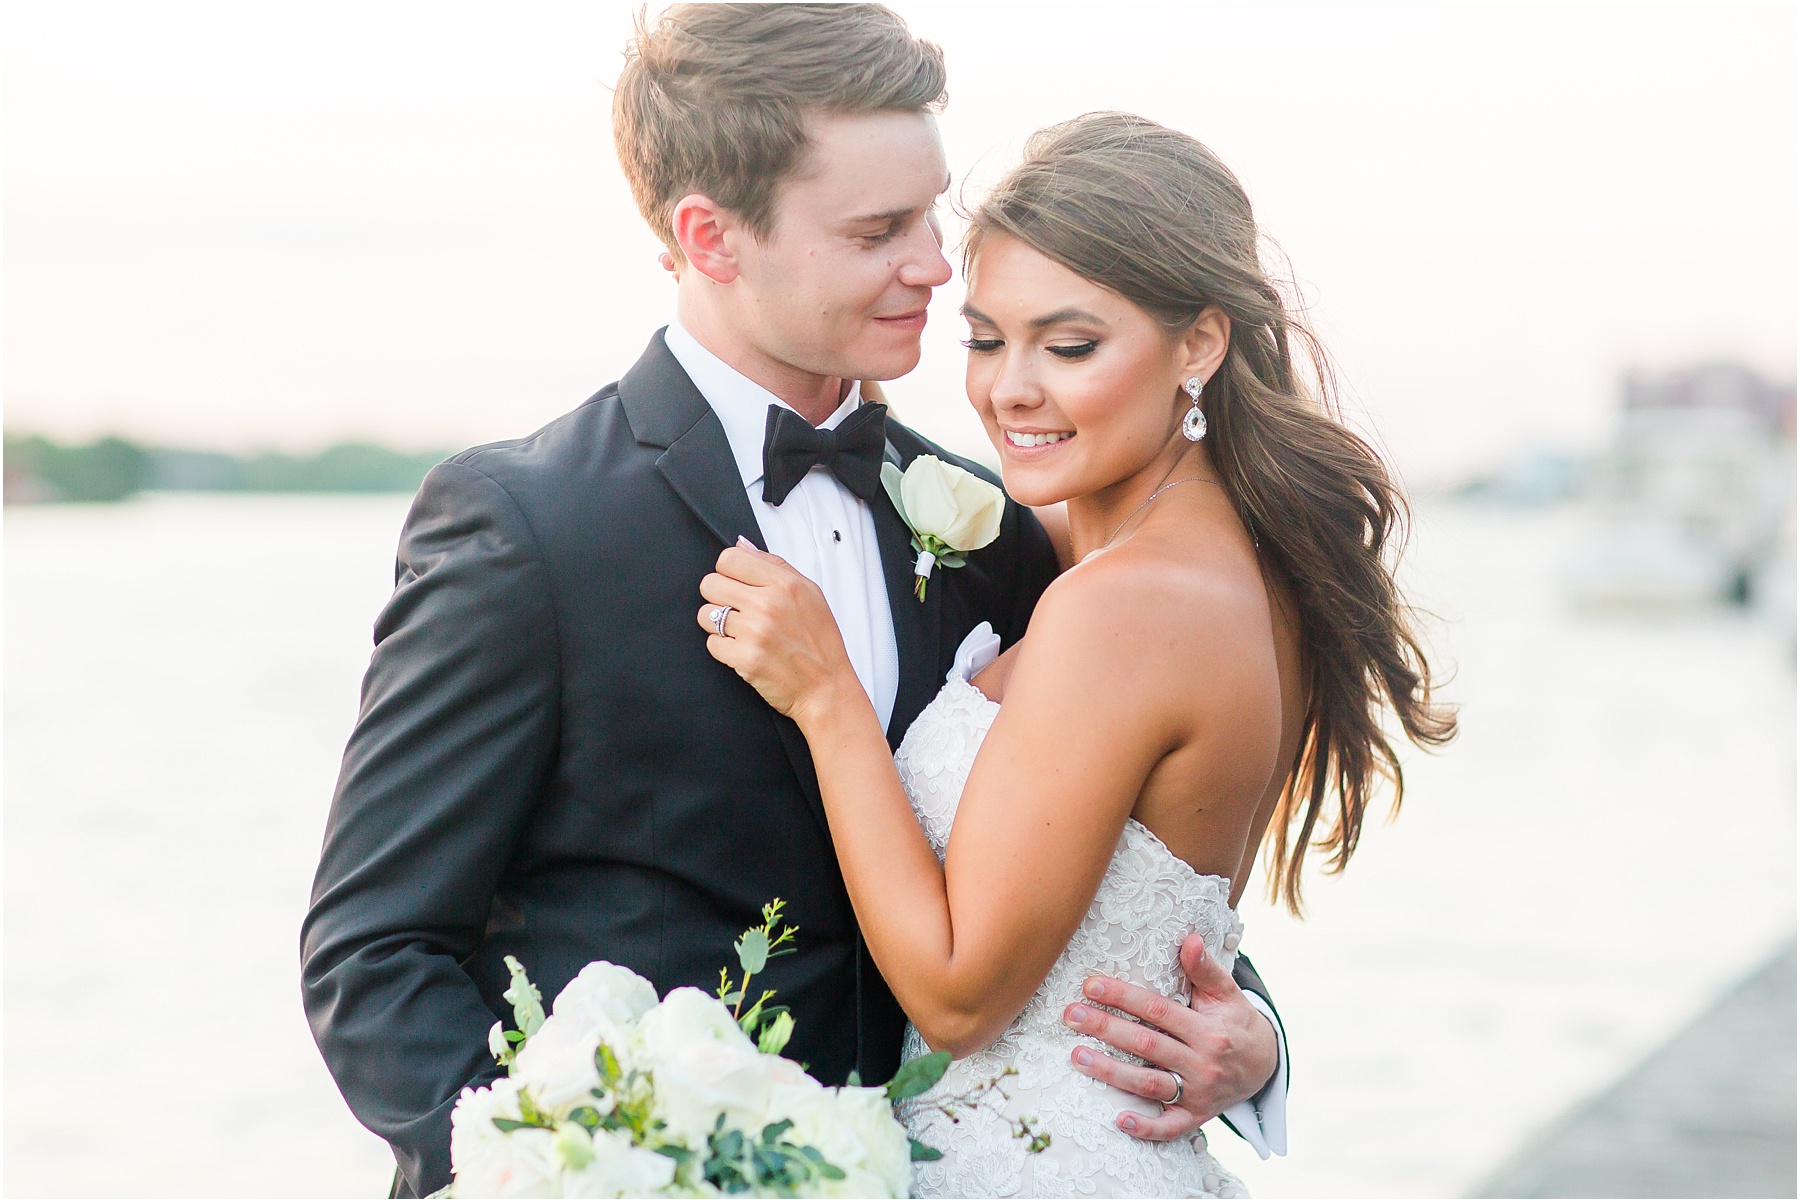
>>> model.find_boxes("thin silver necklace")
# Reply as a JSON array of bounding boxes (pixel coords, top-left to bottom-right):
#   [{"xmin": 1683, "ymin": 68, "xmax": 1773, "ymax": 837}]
[{"xmin": 1100, "ymin": 477, "xmax": 1214, "ymax": 549}]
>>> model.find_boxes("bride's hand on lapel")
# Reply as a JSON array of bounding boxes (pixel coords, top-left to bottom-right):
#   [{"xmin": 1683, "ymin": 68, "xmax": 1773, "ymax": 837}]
[{"xmin": 699, "ymin": 539, "xmax": 866, "ymax": 728}]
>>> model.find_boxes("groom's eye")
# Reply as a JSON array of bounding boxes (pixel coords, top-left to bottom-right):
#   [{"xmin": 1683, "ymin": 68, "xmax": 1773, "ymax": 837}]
[
  {"xmin": 960, "ymin": 337, "xmax": 1004, "ymax": 353},
  {"xmin": 1046, "ymin": 340, "xmax": 1099, "ymax": 360},
  {"xmin": 858, "ymin": 222, "xmax": 902, "ymax": 247}
]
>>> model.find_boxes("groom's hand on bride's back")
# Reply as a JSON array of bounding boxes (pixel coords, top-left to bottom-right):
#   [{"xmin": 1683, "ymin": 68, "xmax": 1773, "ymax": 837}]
[{"xmin": 1060, "ymin": 934, "xmax": 1279, "ymax": 1141}]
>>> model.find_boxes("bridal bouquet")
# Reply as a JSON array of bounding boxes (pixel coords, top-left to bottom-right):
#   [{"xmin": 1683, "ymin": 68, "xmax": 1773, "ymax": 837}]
[{"xmin": 446, "ymin": 902, "xmax": 952, "ymax": 1198}]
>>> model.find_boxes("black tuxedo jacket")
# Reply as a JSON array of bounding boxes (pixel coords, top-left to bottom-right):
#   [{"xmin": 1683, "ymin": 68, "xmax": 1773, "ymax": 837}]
[{"xmin": 301, "ymin": 332, "xmax": 1277, "ymax": 1197}]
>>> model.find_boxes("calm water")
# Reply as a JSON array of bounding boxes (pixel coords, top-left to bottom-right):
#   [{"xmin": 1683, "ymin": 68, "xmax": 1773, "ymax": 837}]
[{"xmin": 5, "ymin": 493, "xmax": 1793, "ymax": 1197}]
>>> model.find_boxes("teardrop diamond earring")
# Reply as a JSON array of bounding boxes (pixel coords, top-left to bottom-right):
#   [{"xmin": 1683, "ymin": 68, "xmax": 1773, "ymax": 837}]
[{"xmin": 1181, "ymin": 376, "xmax": 1208, "ymax": 442}]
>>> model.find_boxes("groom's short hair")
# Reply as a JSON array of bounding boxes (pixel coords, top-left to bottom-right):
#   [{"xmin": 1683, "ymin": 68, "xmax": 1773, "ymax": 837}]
[{"xmin": 613, "ymin": 3, "xmax": 947, "ymax": 260}]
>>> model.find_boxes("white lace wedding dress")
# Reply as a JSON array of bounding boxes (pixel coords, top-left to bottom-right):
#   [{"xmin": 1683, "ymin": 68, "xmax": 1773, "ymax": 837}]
[{"xmin": 892, "ymin": 624, "xmax": 1248, "ymax": 1199}]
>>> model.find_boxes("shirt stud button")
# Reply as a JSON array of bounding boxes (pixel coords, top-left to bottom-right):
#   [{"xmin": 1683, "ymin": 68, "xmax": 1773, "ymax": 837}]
[{"xmin": 833, "ymin": 530, "xmax": 841, "ymax": 542}]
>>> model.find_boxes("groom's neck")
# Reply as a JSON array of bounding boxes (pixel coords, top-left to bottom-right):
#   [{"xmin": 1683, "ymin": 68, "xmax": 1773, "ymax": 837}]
[{"xmin": 676, "ymin": 291, "xmax": 850, "ymax": 427}]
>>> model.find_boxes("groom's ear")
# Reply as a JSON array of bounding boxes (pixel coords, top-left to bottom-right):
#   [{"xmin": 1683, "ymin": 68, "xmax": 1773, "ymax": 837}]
[{"xmin": 670, "ymin": 193, "xmax": 742, "ymax": 285}]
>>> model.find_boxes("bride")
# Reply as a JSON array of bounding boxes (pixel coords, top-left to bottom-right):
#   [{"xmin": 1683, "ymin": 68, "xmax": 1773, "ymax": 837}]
[{"xmin": 697, "ymin": 112, "xmax": 1455, "ymax": 1198}]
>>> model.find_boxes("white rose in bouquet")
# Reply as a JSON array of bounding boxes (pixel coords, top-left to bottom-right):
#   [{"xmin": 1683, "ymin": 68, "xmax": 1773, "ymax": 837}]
[
  {"xmin": 772, "ymin": 1082, "xmax": 912, "ymax": 1200},
  {"xmin": 638, "ymin": 989, "xmax": 773, "ymax": 1146},
  {"xmin": 831, "ymin": 1087, "xmax": 914, "ymax": 1199},
  {"xmin": 510, "ymin": 1013, "xmax": 607, "ymax": 1117},
  {"xmin": 559, "ymin": 1128, "xmax": 677, "ymax": 1199},
  {"xmin": 651, "ymin": 1037, "xmax": 776, "ymax": 1149},
  {"xmin": 553, "ymin": 962, "xmax": 658, "ymax": 1037},
  {"xmin": 636, "ymin": 986, "xmax": 755, "ymax": 1059}
]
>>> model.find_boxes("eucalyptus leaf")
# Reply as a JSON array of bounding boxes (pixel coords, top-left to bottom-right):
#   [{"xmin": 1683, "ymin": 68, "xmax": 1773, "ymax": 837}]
[
  {"xmin": 735, "ymin": 927, "xmax": 771, "ymax": 976},
  {"xmin": 885, "ymin": 1050, "xmax": 952, "ymax": 1101},
  {"xmin": 910, "ymin": 1139, "xmax": 945, "ymax": 1162}
]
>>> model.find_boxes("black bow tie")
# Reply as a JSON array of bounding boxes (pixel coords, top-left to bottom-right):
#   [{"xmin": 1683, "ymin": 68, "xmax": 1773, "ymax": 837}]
[{"xmin": 761, "ymin": 401, "xmax": 889, "ymax": 506}]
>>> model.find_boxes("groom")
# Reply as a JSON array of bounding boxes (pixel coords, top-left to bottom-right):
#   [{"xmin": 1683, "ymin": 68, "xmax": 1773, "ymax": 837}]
[{"xmin": 303, "ymin": 6, "xmax": 1285, "ymax": 1196}]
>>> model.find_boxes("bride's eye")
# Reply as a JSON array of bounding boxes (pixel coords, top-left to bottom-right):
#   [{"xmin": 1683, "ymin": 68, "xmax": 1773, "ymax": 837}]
[
  {"xmin": 1046, "ymin": 340, "xmax": 1098, "ymax": 360},
  {"xmin": 960, "ymin": 337, "xmax": 1004, "ymax": 353}
]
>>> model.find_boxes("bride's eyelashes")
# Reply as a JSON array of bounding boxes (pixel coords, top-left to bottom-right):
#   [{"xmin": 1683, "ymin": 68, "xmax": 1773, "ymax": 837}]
[{"xmin": 959, "ymin": 337, "xmax": 1100, "ymax": 360}]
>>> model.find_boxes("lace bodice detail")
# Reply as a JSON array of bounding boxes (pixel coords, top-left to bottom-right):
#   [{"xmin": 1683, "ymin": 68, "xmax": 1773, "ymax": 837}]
[{"xmin": 889, "ymin": 627, "xmax": 1247, "ymax": 1198}]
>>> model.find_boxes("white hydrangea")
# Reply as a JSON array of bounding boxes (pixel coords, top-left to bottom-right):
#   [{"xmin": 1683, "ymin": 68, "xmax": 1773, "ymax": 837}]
[{"xmin": 450, "ymin": 1078, "xmax": 562, "ymax": 1198}]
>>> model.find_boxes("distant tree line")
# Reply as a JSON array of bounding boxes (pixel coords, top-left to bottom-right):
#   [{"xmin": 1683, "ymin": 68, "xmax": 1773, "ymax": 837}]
[{"xmin": 4, "ymin": 433, "xmax": 450, "ymax": 503}]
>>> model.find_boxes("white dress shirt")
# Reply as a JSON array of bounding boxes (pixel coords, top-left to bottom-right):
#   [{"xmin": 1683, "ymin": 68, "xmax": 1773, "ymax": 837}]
[{"xmin": 665, "ymin": 321, "xmax": 899, "ymax": 732}]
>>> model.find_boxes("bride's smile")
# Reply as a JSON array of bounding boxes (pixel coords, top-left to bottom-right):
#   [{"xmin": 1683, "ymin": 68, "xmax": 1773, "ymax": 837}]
[{"xmin": 961, "ymin": 231, "xmax": 1229, "ymax": 549}]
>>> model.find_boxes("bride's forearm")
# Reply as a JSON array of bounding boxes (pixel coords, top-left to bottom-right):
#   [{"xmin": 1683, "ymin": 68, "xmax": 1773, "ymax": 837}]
[{"xmin": 793, "ymin": 689, "xmax": 993, "ymax": 1056}]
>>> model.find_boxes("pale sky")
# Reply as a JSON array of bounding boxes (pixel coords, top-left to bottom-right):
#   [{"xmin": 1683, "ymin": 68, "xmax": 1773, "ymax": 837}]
[{"xmin": 5, "ymin": 1, "xmax": 1795, "ymax": 483}]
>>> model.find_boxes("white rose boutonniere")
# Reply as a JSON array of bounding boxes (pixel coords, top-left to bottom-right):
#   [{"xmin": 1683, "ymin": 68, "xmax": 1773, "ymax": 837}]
[{"xmin": 881, "ymin": 455, "xmax": 1006, "ymax": 600}]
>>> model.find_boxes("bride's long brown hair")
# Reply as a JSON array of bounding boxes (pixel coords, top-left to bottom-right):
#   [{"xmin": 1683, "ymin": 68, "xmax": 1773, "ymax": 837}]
[{"xmin": 969, "ymin": 112, "xmax": 1456, "ymax": 913}]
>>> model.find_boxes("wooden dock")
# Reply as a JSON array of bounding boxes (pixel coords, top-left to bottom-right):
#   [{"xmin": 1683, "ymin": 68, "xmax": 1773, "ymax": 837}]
[{"xmin": 1477, "ymin": 940, "xmax": 1796, "ymax": 1198}]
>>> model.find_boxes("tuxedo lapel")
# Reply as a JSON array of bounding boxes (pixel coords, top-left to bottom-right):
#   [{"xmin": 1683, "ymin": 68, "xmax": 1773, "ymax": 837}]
[
  {"xmin": 874, "ymin": 440, "xmax": 943, "ymax": 748},
  {"xmin": 620, "ymin": 332, "xmax": 763, "ymax": 551},
  {"xmin": 619, "ymin": 331, "xmax": 832, "ymax": 840}
]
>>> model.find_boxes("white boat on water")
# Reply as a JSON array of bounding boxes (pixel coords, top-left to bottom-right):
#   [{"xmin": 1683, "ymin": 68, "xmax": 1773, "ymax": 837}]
[{"xmin": 1561, "ymin": 365, "xmax": 1794, "ymax": 613}]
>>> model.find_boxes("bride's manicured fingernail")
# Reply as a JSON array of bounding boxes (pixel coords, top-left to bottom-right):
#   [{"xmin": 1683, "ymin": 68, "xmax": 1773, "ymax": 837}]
[
  {"xmin": 1085, "ymin": 979, "xmax": 1106, "ymax": 999},
  {"xmin": 1119, "ymin": 1114, "xmax": 1139, "ymax": 1132},
  {"xmin": 736, "ymin": 536, "xmax": 755, "ymax": 549},
  {"xmin": 1072, "ymin": 1048, "xmax": 1092, "ymax": 1066},
  {"xmin": 1066, "ymin": 1005, "xmax": 1089, "ymax": 1024}
]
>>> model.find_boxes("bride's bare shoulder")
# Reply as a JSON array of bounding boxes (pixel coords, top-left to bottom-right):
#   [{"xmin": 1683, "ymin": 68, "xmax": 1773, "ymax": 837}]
[{"xmin": 1017, "ymin": 535, "xmax": 1277, "ymax": 697}]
